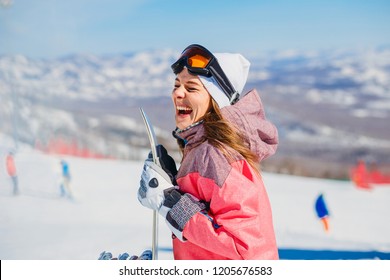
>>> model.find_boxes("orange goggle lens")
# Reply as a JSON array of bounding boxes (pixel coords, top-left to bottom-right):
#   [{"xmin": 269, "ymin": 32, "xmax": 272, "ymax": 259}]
[
  {"xmin": 180, "ymin": 46, "xmax": 212, "ymax": 68},
  {"xmin": 188, "ymin": 54, "xmax": 210, "ymax": 68}
]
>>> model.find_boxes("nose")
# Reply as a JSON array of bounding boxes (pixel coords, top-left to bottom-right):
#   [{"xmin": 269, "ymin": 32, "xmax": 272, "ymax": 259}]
[{"xmin": 172, "ymin": 85, "xmax": 185, "ymax": 99}]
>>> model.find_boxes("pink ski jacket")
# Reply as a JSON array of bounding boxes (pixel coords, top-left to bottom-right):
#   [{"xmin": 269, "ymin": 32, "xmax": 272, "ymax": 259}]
[{"xmin": 172, "ymin": 89, "xmax": 279, "ymax": 260}]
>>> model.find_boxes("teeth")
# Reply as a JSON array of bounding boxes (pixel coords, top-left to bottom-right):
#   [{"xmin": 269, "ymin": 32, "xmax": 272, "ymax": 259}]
[
  {"xmin": 176, "ymin": 105, "xmax": 193, "ymax": 115},
  {"xmin": 177, "ymin": 106, "xmax": 192, "ymax": 111}
]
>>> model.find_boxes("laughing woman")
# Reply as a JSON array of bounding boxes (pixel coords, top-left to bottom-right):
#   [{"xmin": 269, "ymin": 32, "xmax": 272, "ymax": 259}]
[{"xmin": 138, "ymin": 44, "xmax": 279, "ymax": 260}]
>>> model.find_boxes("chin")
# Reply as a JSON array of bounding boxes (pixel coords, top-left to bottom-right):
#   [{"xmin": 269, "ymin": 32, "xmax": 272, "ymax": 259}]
[
  {"xmin": 177, "ymin": 123, "xmax": 188, "ymax": 130},
  {"xmin": 175, "ymin": 117, "xmax": 192, "ymax": 130}
]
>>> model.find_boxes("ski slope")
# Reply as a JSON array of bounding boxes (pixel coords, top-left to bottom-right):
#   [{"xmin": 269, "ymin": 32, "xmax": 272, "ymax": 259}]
[{"xmin": 1, "ymin": 141, "xmax": 389, "ymax": 260}]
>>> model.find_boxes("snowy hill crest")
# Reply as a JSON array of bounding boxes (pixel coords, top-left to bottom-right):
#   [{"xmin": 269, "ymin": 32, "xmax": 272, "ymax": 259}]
[{"xmin": 1, "ymin": 47, "xmax": 390, "ymax": 177}]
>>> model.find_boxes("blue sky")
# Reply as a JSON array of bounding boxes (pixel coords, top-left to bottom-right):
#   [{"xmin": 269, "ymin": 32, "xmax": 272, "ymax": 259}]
[{"xmin": 1, "ymin": 0, "xmax": 389, "ymax": 58}]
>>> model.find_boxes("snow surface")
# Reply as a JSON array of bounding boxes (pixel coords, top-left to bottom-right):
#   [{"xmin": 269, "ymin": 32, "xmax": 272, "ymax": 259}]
[{"xmin": 1, "ymin": 140, "xmax": 389, "ymax": 260}]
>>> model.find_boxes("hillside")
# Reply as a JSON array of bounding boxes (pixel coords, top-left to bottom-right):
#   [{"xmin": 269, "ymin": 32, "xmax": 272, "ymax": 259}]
[{"xmin": 1, "ymin": 47, "xmax": 390, "ymax": 178}]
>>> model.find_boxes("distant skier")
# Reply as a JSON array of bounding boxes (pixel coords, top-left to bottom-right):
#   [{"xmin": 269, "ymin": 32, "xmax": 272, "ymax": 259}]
[
  {"xmin": 5, "ymin": 151, "xmax": 19, "ymax": 195},
  {"xmin": 315, "ymin": 193, "xmax": 330, "ymax": 232},
  {"xmin": 60, "ymin": 160, "xmax": 73, "ymax": 199}
]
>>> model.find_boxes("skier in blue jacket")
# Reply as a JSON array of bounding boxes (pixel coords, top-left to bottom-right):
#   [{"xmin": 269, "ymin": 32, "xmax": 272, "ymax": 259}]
[{"xmin": 60, "ymin": 160, "xmax": 73, "ymax": 199}]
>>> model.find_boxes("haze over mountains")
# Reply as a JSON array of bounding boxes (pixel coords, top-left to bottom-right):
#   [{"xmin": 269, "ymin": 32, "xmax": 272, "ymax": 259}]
[{"xmin": 1, "ymin": 47, "xmax": 389, "ymax": 178}]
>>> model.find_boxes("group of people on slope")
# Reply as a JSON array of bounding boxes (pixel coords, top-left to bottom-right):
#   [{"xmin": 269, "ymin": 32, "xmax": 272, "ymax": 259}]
[{"xmin": 3, "ymin": 151, "xmax": 73, "ymax": 199}]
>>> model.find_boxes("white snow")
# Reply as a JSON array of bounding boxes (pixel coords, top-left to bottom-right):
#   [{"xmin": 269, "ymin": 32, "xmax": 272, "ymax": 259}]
[{"xmin": 0, "ymin": 142, "xmax": 389, "ymax": 260}]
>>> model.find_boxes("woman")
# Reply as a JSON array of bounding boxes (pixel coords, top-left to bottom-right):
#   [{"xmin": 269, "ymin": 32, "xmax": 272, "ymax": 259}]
[{"xmin": 138, "ymin": 44, "xmax": 279, "ymax": 260}]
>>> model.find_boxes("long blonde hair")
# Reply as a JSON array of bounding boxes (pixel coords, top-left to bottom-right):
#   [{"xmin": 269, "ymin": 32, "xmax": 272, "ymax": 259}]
[{"xmin": 177, "ymin": 98, "xmax": 260, "ymax": 173}]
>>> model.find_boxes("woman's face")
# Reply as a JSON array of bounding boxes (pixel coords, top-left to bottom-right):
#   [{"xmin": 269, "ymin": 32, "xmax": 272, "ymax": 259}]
[{"xmin": 172, "ymin": 68, "xmax": 211, "ymax": 130}]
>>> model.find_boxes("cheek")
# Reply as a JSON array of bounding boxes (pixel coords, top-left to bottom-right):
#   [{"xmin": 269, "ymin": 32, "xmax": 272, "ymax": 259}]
[
  {"xmin": 193, "ymin": 96, "xmax": 208, "ymax": 112},
  {"xmin": 201, "ymin": 95, "xmax": 212, "ymax": 113}
]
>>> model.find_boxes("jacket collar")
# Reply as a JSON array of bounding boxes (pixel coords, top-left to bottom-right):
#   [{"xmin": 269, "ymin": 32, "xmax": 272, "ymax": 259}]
[{"xmin": 172, "ymin": 120, "xmax": 205, "ymax": 148}]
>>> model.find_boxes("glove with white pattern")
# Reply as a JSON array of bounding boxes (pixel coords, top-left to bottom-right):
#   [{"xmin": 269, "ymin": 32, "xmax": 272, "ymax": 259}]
[{"xmin": 138, "ymin": 159, "xmax": 206, "ymax": 241}]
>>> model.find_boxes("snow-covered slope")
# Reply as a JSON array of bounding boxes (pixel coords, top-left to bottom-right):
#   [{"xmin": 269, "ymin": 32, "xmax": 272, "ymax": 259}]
[{"xmin": 1, "ymin": 143, "xmax": 389, "ymax": 259}]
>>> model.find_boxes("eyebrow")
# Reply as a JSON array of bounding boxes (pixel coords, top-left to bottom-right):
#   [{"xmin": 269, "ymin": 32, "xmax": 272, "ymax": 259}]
[{"xmin": 175, "ymin": 78, "xmax": 202, "ymax": 86}]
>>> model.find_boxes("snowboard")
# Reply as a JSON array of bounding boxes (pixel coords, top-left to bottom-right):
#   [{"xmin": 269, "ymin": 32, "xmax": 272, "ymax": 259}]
[{"xmin": 139, "ymin": 107, "xmax": 160, "ymax": 260}]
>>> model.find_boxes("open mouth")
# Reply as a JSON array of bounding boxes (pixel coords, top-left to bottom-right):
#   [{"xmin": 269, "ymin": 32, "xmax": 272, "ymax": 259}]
[{"xmin": 177, "ymin": 105, "xmax": 193, "ymax": 115}]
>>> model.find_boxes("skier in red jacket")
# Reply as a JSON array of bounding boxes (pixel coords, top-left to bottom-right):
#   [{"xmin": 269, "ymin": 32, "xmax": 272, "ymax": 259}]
[
  {"xmin": 138, "ymin": 44, "xmax": 279, "ymax": 259},
  {"xmin": 5, "ymin": 151, "xmax": 19, "ymax": 195}
]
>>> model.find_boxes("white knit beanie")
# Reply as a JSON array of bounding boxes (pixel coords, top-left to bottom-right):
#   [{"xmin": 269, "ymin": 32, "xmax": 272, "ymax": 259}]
[{"xmin": 198, "ymin": 53, "xmax": 250, "ymax": 108}]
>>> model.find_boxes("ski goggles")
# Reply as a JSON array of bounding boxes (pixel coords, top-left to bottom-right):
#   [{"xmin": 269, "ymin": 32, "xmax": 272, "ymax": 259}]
[{"xmin": 171, "ymin": 44, "xmax": 239, "ymax": 105}]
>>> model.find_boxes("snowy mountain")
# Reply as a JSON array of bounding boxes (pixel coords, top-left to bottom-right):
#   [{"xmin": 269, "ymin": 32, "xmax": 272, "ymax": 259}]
[
  {"xmin": 1, "ymin": 47, "xmax": 390, "ymax": 178},
  {"xmin": 0, "ymin": 50, "xmax": 177, "ymax": 100}
]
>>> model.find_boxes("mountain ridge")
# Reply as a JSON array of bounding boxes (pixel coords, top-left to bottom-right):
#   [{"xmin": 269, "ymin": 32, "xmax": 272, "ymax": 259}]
[{"xmin": 1, "ymin": 47, "xmax": 389, "ymax": 178}]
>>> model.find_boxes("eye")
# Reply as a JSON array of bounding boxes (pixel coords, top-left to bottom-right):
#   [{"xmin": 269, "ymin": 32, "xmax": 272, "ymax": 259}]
[{"xmin": 187, "ymin": 87, "xmax": 197, "ymax": 92}]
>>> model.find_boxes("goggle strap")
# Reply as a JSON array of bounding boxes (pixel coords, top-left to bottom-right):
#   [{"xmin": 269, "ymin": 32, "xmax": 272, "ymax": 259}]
[
  {"xmin": 229, "ymin": 91, "xmax": 240, "ymax": 105},
  {"xmin": 209, "ymin": 64, "xmax": 238, "ymax": 102}
]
